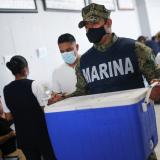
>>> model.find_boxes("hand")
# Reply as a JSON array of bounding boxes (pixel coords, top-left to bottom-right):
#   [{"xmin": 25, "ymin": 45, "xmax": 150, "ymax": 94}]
[
  {"xmin": 150, "ymin": 79, "xmax": 160, "ymax": 84},
  {"xmin": 48, "ymin": 93, "xmax": 64, "ymax": 105},
  {"xmin": 150, "ymin": 79, "xmax": 160, "ymax": 102},
  {"xmin": 8, "ymin": 131, "xmax": 16, "ymax": 138}
]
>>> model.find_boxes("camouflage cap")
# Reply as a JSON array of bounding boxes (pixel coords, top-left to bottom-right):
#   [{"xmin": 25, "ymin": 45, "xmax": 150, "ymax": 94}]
[{"xmin": 78, "ymin": 3, "xmax": 111, "ymax": 28}]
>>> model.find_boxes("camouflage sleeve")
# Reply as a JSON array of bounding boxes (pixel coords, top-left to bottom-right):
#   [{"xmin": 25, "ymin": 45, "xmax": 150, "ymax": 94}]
[
  {"xmin": 135, "ymin": 42, "xmax": 160, "ymax": 83},
  {"xmin": 68, "ymin": 60, "xmax": 90, "ymax": 97}
]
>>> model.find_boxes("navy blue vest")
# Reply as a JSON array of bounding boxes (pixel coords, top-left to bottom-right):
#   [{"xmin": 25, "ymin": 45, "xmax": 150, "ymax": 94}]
[{"xmin": 80, "ymin": 38, "xmax": 144, "ymax": 94}]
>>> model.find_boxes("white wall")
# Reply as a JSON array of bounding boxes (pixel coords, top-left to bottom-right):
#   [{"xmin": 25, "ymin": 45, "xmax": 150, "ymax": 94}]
[
  {"xmin": 112, "ymin": 0, "xmax": 141, "ymax": 39},
  {"xmin": 0, "ymin": 0, "xmax": 90, "ymax": 94},
  {"xmin": 0, "ymin": 0, "xmax": 144, "ymax": 96},
  {"xmin": 135, "ymin": 0, "xmax": 151, "ymax": 37},
  {"xmin": 144, "ymin": 0, "xmax": 160, "ymax": 36}
]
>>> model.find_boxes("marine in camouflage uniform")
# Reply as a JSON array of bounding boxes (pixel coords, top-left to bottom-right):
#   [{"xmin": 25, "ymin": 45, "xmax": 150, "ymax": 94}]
[
  {"xmin": 70, "ymin": 3, "xmax": 160, "ymax": 98},
  {"xmin": 68, "ymin": 3, "xmax": 159, "ymax": 160},
  {"xmin": 70, "ymin": 34, "xmax": 160, "ymax": 98}
]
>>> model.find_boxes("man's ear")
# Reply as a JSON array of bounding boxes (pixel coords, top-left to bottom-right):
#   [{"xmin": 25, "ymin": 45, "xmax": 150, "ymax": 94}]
[
  {"xmin": 76, "ymin": 44, "xmax": 79, "ymax": 51},
  {"xmin": 105, "ymin": 19, "xmax": 112, "ymax": 27}
]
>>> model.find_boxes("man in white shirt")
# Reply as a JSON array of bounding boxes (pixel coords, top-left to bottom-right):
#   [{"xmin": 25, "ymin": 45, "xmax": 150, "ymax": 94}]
[{"xmin": 50, "ymin": 33, "xmax": 80, "ymax": 103}]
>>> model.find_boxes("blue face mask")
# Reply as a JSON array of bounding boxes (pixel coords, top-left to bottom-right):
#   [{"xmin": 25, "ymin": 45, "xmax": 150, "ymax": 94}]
[{"xmin": 62, "ymin": 51, "xmax": 77, "ymax": 64}]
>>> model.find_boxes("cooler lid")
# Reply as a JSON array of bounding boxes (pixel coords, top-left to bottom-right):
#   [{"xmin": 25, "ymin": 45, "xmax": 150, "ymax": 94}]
[{"xmin": 45, "ymin": 88, "xmax": 148, "ymax": 113}]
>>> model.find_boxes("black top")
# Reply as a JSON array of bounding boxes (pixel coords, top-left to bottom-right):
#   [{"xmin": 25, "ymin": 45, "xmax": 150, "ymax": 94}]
[
  {"xmin": 3, "ymin": 79, "xmax": 53, "ymax": 151},
  {"xmin": 0, "ymin": 117, "xmax": 16, "ymax": 155}
]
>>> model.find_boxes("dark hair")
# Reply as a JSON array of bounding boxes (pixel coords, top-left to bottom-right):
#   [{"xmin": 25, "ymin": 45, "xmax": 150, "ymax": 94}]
[
  {"xmin": 6, "ymin": 55, "xmax": 28, "ymax": 75},
  {"xmin": 137, "ymin": 35, "xmax": 147, "ymax": 42},
  {"xmin": 58, "ymin": 33, "xmax": 76, "ymax": 44},
  {"xmin": 152, "ymin": 36, "xmax": 156, "ymax": 41}
]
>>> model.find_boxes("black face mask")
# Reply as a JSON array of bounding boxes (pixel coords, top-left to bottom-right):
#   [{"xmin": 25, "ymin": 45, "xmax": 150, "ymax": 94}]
[{"xmin": 86, "ymin": 27, "xmax": 106, "ymax": 43}]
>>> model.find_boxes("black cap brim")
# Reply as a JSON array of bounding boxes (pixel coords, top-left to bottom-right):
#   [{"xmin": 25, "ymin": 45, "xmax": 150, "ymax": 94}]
[{"xmin": 78, "ymin": 21, "xmax": 85, "ymax": 28}]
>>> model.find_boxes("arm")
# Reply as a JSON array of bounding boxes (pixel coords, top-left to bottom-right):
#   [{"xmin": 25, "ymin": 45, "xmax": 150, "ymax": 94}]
[
  {"xmin": 135, "ymin": 42, "xmax": 160, "ymax": 83},
  {"xmin": 31, "ymin": 82, "xmax": 64, "ymax": 107},
  {"xmin": 0, "ymin": 97, "xmax": 5, "ymax": 118},
  {"xmin": 48, "ymin": 92, "xmax": 64, "ymax": 105},
  {"xmin": 135, "ymin": 42, "xmax": 160, "ymax": 101},
  {"xmin": 5, "ymin": 112, "xmax": 13, "ymax": 121},
  {"xmin": 0, "ymin": 131, "xmax": 16, "ymax": 145},
  {"xmin": 49, "ymin": 61, "xmax": 89, "ymax": 101},
  {"xmin": 67, "ymin": 61, "xmax": 90, "ymax": 98},
  {"xmin": 48, "ymin": 71, "xmax": 64, "ymax": 104},
  {"xmin": 1, "ymin": 95, "xmax": 13, "ymax": 121},
  {"xmin": 32, "ymin": 81, "xmax": 46, "ymax": 108}
]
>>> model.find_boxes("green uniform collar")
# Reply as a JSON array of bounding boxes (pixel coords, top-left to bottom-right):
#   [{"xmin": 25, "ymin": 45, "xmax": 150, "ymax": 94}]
[{"xmin": 94, "ymin": 33, "xmax": 118, "ymax": 52}]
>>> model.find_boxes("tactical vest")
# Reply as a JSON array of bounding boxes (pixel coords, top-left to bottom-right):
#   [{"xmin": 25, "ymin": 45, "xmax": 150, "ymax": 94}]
[{"xmin": 80, "ymin": 38, "xmax": 144, "ymax": 94}]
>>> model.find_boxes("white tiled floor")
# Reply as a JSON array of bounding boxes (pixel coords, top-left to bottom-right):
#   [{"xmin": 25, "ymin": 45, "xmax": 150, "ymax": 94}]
[{"xmin": 155, "ymin": 105, "xmax": 160, "ymax": 159}]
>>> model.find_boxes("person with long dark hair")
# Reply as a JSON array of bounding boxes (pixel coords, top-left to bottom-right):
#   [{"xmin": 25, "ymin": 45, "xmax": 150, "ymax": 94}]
[{"xmin": 3, "ymin": 55, "xmax": 56, "ymax": 160}]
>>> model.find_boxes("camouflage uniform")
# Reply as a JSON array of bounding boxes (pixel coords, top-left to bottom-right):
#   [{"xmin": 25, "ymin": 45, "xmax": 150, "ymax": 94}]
[
  {"xmin": 71, "ymin": 3, "xmax": 159, "ymax": 160},
  {"xmin": 70, "ymin": 33, "xmax": 160, "ymax": 96}
]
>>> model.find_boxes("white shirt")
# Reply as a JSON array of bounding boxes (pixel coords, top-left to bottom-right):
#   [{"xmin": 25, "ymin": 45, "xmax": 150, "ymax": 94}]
[
  {"xmin": 52, "ymin": 63, "xmax": 77, "ymax": 94},
  {"xmin": 2, "ymin": 81, "xmax": 46, "ymax": 113},
  {"xmin": 32, "ymin": 81, "xmax": 46, "ymax": 107}
]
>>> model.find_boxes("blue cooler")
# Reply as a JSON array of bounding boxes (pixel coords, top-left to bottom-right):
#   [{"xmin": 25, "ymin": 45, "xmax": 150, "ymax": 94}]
[{"xmin": 44, "ymin": 88, "xmax": 158, "ymax": 160}]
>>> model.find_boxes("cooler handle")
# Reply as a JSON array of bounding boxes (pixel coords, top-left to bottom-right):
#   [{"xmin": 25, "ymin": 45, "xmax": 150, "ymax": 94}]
[{"xmin": 142, "ymin": 82, "xmax": 158, "ymax": 112}]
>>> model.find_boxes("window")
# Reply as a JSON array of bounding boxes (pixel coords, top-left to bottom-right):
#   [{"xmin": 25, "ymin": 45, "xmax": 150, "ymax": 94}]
[{"xmin": 0, "ymin": 0, "xmax": 37, "ymax": 13}]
